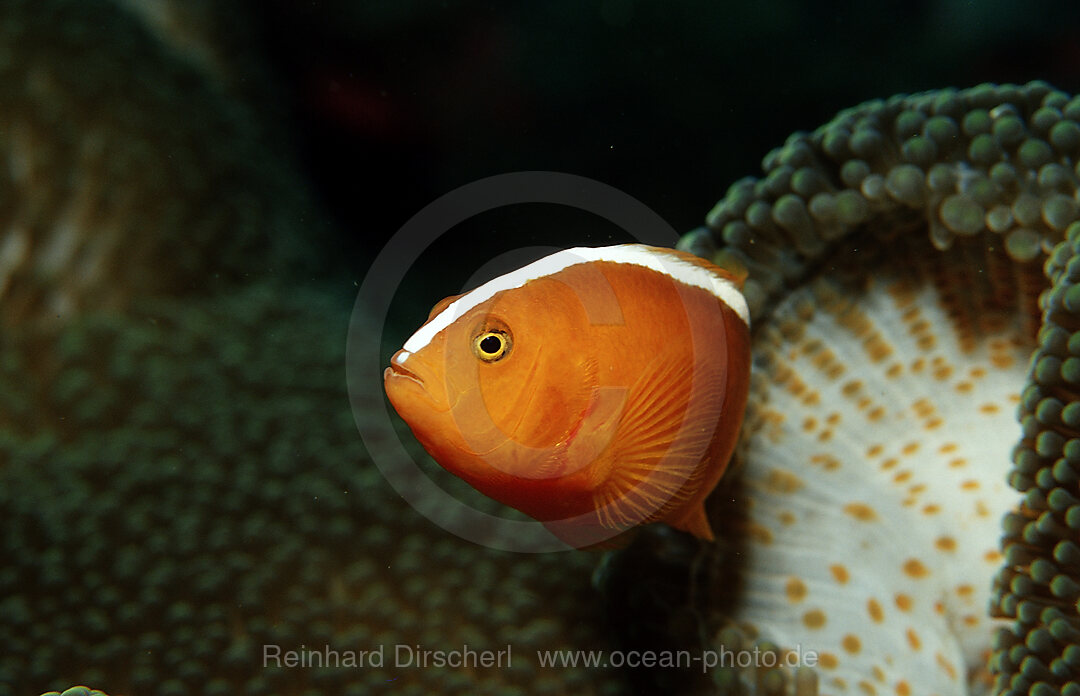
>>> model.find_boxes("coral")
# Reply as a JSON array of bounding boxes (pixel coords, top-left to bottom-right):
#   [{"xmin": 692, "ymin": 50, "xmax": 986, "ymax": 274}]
[
  {"xmin": 0, "ymin": 0, "xmax": 323, "ymax": 329},
  {"xmin": 599, "ymin": 82, "xmax": 1080, "ymax": 695}
]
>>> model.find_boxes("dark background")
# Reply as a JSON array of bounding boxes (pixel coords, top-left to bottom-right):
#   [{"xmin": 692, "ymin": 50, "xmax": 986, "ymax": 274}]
[{"xmin": 254, "ymin": 0, "xmax": 1080, "ymax": 330}]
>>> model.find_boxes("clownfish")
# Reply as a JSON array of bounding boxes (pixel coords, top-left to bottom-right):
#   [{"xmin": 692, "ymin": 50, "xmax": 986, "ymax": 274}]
[{"xmin": 383, "ymin": 244, "xmax": 751, "ymax": 548}]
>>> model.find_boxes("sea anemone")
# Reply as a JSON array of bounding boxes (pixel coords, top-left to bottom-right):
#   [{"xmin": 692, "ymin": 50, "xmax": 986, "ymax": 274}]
[
  {"xmin": 603, "ymin": 81, "xmax": 1080, "ymax": 695},
  {"xmin": 3, "ymin": 284, "xmax": 626, "ymax": 695}
]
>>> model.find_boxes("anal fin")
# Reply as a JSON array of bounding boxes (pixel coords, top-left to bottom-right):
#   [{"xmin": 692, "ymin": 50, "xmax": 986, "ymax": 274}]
[{"xmin": 665, "ymin": 502, "xmax": 715, "ymax": 541}]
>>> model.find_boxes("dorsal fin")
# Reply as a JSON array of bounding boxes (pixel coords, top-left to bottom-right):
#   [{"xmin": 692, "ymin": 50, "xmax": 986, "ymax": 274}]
[
  {"xmin": 642, "ymin": 245, "xmax": 748, "ymax": 291},
  {"xmin": 709, "ymin": 249, "xmax": 749, "ymax": 289},
  {"xmin": 427, "ymin": 293, "xmax": 465, "ymax": 321}
]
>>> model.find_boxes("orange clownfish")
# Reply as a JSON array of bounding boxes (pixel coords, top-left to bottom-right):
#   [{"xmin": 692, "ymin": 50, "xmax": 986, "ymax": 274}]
[{"xmin": 384, "ymin": 244, "xmax": 751, "ymax": 548}]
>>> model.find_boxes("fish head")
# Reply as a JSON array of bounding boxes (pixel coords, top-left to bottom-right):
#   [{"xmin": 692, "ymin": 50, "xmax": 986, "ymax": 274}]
[{"xmin": 385, "ymin": 278, "xmax": 600, "ymax": 488}]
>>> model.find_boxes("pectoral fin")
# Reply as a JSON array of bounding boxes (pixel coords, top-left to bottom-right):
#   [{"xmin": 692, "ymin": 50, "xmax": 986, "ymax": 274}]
[{"xmin": 588, "ymin": 353, "xmax": 728, "ymax": 534}]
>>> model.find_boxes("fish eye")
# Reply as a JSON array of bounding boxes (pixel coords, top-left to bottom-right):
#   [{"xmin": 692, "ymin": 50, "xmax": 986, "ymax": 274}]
[{"xmin": 473, "ymin": 330, "xmax": 511, "ymax": 362}]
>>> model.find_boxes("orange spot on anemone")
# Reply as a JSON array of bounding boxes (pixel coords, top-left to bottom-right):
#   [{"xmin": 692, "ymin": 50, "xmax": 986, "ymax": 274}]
[
  {"xmin": 902, "ymin": 558, "xmax": 929, "ymax": 578},
  {"xmin": 765, "ymin": 469, "xmax": 804, "ymax": 494},
  {"xmin": 936, "ymin": 652, "xmax": 957, "ymax": 680},
  {"xmin": 867, "ymin": 598, "xmax": 884, "ymax": 623},
  {"xmin": 843, "ymin": 502, "xmax": 879, "ymax": 522},
  {"xmin": 785, "ymin": 577, "xmax": 808, "ymax": 603},
  {"xmin": 803, "ymin": 609, "xmax": 827, "ymax": 629},
  {"xmin": 842, "ymin": 634, "xmax": 862, "ymax": 654},
  {"xmin": 935, "ymin": 536, "xmax": 957, "ymax": 552}
]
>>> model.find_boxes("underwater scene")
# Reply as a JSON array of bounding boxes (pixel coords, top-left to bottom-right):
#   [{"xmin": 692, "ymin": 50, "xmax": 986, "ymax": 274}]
[{"xmin": 3, "ymin": 1, "xmax": 1080, "ymax": 695}]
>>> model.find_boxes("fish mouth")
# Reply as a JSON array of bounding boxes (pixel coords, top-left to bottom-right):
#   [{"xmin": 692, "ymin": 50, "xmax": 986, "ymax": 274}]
[
  {"xmin": 385, "ymin": 349, "xmax": 451, "ymax": 413},
  {"xmin": 385, "ymin": 349, "xmax": 425, "ymax": 387},
  {"xmin": 386, "ymin": 360, "xmax": 423, "ymax": 386}
]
